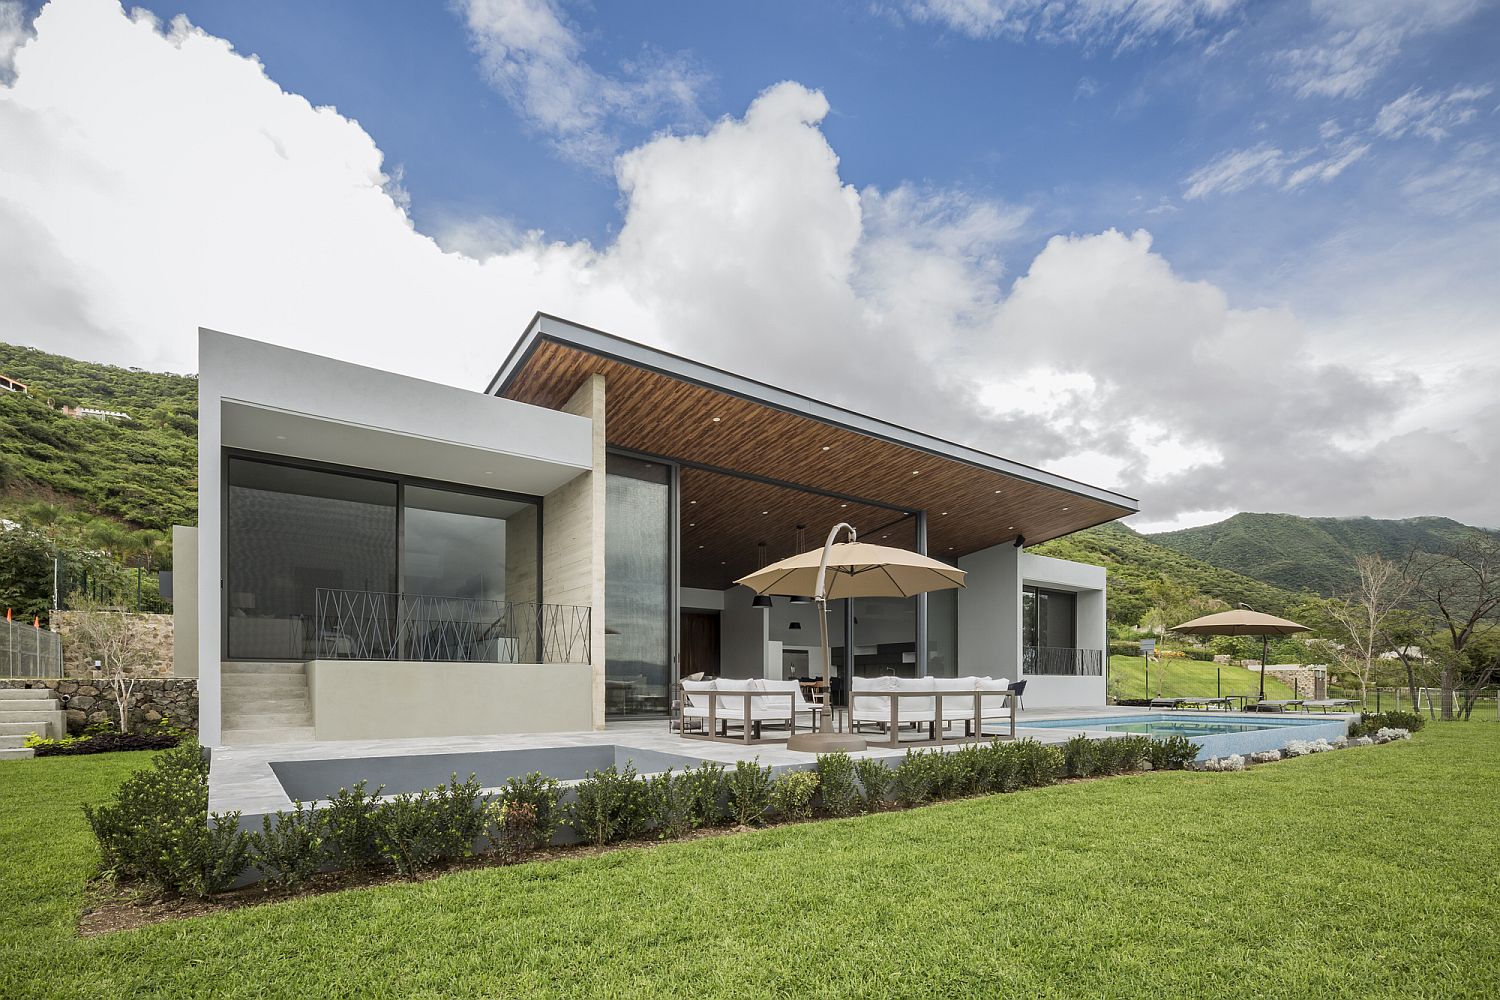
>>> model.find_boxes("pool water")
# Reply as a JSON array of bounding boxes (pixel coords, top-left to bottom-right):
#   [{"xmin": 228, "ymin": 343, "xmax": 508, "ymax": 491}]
[{"xmin": 1092, "ymin": 720, "xmax": 1275, "ymax": 738}]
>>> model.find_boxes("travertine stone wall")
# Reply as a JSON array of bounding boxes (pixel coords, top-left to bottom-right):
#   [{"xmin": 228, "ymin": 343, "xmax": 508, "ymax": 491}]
[
  {"xmin": 51, "ymin": 611, "xmax": 175, "ymax": 678},
  {"xmin": 542, "ymin": 373, "xmax": 606, "ymax": 728}
]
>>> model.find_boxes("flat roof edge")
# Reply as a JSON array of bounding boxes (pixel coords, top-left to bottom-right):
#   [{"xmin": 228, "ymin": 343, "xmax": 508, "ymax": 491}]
[{"xmin": 489, "ymin": 313, "xmax": 1139, "ymax": 513}]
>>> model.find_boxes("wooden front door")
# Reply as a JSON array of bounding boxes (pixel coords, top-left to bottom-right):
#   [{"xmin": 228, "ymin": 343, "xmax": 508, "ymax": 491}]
[{"xmin": 680, "ymin": 611, "xmax": 721, "ymax": 679}]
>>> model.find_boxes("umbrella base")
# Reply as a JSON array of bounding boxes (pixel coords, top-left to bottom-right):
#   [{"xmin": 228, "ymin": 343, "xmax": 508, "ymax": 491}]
[{"xmin": 786, "ymin": 732, "xmax": 868, "ymax": 754}]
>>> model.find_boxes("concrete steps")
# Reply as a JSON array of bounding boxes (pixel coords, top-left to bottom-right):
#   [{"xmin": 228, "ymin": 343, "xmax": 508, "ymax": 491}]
[
  {"xmin": 0, "ymin": 689, "xmax": 70, "ymax": 760},
  {"xmin": 220, "ymin": 662, "xmax": 314, "ymax": 745}
]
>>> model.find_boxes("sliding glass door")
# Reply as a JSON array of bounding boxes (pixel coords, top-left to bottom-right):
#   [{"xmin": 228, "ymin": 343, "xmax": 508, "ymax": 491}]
[{"xmin": 604, "ymin": 455, "xmax": 672, "ymax": 716}]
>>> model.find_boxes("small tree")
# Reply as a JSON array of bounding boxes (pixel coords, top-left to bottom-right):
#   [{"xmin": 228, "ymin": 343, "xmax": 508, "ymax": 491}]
[
  {"xmin": 1141, "ymin": 579, "xmax": 1224, "ymax": 696},
  {"xmin": 1324, "ymin": 555, "xmax": 1412, "ymax": 708},
  {"xmin": 1404, "ymin": 535, "xmax": 1500, "ymax": 721},
  {"xmin": 61, "ymin": 593, "xmax": 151, "ymax": 733}
]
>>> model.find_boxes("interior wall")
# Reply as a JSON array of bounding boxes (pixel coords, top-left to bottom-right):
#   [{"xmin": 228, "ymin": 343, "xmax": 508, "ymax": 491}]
[
  {"xmin": 719, "ymin": 586, "xmax": 767, "ymax": 679},
  {"xmin": 680, "ymin": 587, "xmax": 725, "ymax": 611}
]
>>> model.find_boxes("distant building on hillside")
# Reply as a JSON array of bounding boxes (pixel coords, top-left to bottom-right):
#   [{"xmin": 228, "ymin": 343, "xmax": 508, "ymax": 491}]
[
  {"xmin": 63, "ymin": 406, "xmax": 131, "ymax": 422},
  {"xmin": 0, "ymin": 374, "xmax": 27, "ymax": 394},
  {"xmin": 1378, "ymin": 646, "xmax": 1425, "ymax": 660}
]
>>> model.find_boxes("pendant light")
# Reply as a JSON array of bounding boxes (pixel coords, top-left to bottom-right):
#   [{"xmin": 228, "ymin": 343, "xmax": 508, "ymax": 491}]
[
  {"xmin": 751, "ymin": 541, "xmax": 773, "ymax": 608},
  {"xmin": 789, "ymin": 525, "xmax": 813, "ymax": 604}
]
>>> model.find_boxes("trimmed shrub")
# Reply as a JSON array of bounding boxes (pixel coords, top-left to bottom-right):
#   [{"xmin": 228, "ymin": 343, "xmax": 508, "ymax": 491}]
[
  {"xmin": 727, "ymin": 759, "xmax": 774, "ymax": 827},
  {"xmin": 324, "ymin": 781, "xmax": 384, "ymax": 871},
  {"xmin": 854, "ymin": 757, "xmax": 892, "ymax": 812},
  {"xmin": 569, "ymin": 765, "xmax": 650, "ymax": 845},
  {"xmin": 81, "ymin": 740, "xmax": 252, "ymax": 898},
  {"xmin": 1109, "ymin": 640, "xmax": 1144, "ymax": 656},
  {"xmin": 769, "ymin": 770, "xmax": 820, "ymax": 821},
  {"xmin": 252, "ymin": 801, "xmax": 325, "ymax": 889},
  {"xmin": 947, "ymin": 744, "xmax": 989, "ymax": 797},
  {"xmin": 645, "ymin": 769, "xmax": 695, "ymax": 840},
  {"xmin": 1063, "ymin": 734, "xmax": 1100, "ymax": 779},
  {"xmin": 893, "ymin": 749, "xmax": 938, "ymax": 807},
  {"xmin": 1101, "ymin": 735, "xmax": 1152, "ymax": 774},
  {"xmin": 485, "ymin": 799, "xmax": 539, "ymax": 863},
  {"xmin": 683, "ymin": 761, "xmax": 728, "ymax": 828},
  {"xmin": 1009, "ymin": 739, "xmax": 1062, "ymax": 788},
  {"xmin": 428, "ymin": 773, "xmax": 487, "ymax": 860},
  {"xmin": 499, "ymin": 772, "xmax": 562, "ymax": 849},
  {"xmin": 374, "ymin": 791, "xmax": 447, "ymax": 875},
  {"xmin": 815, "ymin": 752, "xmax": 860, "ymax": 818},
  {"xmin": 29, "ymin": 731, "xmax": 181, "ymax": 756},
  {"xmin": 1148, "ymin": 735, "xmax": 1200, "ymax": 770},
  {"xmin": 1183, "ymin": 648, "xmax": 1216, "ymax": 662}
]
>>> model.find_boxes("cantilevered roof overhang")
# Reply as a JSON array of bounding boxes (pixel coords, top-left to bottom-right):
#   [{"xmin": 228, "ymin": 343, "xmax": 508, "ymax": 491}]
[{"xmin": 490, "ymin": 314, "xmax": 1138, "ymax": 571}]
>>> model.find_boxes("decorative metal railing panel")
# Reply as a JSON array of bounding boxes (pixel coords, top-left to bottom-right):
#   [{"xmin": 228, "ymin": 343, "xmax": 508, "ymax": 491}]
[
  {"xmin": 1023, "ymin": 646, "xmax": 1105, "ymax": 677},
  {"xmin": 313, "ymin": 589, "xmax": 590, "ymax": 664},
  {"xmin": 1, "ymin": 618, "xmax": 63, "ymax": 678}
]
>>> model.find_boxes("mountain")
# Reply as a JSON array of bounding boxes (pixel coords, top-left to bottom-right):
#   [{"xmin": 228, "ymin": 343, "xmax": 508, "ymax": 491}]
[
  {"xmin": 1030, "ymin": 521, "xmax": 1303, "ymax": 627},
  {"xmin": 1148, "ymin": 513, "xmax": 1489, "ymax": 597},
  {"xmin": 0, "ymin": 343, "xmax": 197, "ymax": 531}
]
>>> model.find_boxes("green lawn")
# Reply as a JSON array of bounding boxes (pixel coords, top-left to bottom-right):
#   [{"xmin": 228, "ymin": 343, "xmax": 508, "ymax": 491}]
[
  {"xmin": 3, "ymin": 729, "xmax": 1499, "ymax": 999},
  {"xmin": 1109, "ymin": 654, "xmax": 1297, "ymax": 701}
]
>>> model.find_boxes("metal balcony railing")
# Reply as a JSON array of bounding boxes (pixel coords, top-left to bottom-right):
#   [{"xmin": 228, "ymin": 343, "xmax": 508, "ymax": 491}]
[
  {"xmin": 313, "ymin": 589, "xmax": 590, "ymax": 665},
  {"xmin": 1023, "ymin": 646, "xmax": 1105, "ymax": 677}
]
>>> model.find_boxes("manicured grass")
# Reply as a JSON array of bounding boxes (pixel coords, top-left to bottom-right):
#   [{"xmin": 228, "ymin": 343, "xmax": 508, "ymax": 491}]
[
  {"xmin": 4, "ymin": 730, "xmax": 1499, "ymax": 999},
  {"xmin": 1109, "ymin": 654, "xmax": 1297, "ymax": 701}
]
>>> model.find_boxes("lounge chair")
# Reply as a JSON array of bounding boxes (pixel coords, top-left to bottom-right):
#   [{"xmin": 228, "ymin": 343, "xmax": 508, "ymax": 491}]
[
  {"xmin": 1300, "ymin": 698, "xmax": 1358, "ymax": 713},
  {"xmin": 1249, "ymin": 699, "xmax": 1304, "ymax": 713},
  {"xmin": 1181, "ymin": 697, "xmax": 1233, "ymax": 711},
  {"xmin": 1150, "ymin": 697, "xmax": 1187, "ymax": 709}
]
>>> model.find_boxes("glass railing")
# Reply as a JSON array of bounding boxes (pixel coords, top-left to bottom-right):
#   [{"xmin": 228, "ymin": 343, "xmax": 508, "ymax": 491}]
[{"xmin": 312, "ymin": 589, "xmax": 590, "ymax": 664}]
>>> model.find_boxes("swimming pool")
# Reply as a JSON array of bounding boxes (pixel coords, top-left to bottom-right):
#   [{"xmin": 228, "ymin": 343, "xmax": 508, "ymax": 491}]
[{"xmin": 1019, "ymin": 712, "xmax": 1351, "ymax": 759}]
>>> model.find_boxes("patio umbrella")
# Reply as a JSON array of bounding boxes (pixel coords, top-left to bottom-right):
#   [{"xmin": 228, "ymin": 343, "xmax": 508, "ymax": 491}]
[
  {"xmin": 1171, "ymin": 608, "xmax": 1310, "ymax": 702},
  {"xmin": 734, "ymin": 522, "xmax": 966, "ymax": 752}
]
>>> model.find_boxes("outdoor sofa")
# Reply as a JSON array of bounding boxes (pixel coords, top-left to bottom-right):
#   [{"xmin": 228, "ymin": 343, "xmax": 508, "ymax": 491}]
[
  {"xmin": 850, "ymin": 675, "xmax": 1018, "ymax": 745},
  {"xmin": 679, "ymin": 679, "xmax": 823, "ymax": 744}
]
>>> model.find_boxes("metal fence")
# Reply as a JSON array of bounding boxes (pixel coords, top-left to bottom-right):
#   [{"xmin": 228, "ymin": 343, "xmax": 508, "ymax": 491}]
[
  {"xmin": 1, "ymin": 618, "xmax": 63, "ymax": 678},
  {"xmin": 1024, "ymin": 646, "xmax": 1105, "ymax": 677},
  {"xmin": 312, "ymin": 589, "xmax": 591, "ymax": 664}
]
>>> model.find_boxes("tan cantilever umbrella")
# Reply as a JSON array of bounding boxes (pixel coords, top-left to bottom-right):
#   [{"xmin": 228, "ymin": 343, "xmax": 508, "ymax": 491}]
[
  {"xmin": 734, "ymin": 522, "xmax": 966, "ymax": 752},
  {"xmin": 1172, "ymin": 607, "xmax": 1310, "ymax": 702}
]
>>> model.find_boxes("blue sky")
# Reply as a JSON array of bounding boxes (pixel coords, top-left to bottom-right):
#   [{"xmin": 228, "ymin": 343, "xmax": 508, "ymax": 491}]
[
  {"xmin": 128, "ymin": 0, "xmax": 1498, "ymax": 299},
  {"xmin": 1, "ymin": 0, "xmax": 1497, "ymax": 529}
]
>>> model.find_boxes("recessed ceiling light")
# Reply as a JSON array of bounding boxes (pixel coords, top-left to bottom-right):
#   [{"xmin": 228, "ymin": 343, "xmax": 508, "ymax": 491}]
[
  {"xmin": 912, "ymin": 470, "xmax": 920, "ymax": 475},
  {"xmin": 881, "ymin": 535, "xmax": 888, "ymax": 539},
  {"xmin": 761, "ymin": 511, "xmax": 769, "ymax": 515},
  {"xmin": 839, "ymin": 504, "xmax": 847, "ymax": 508},
  {"xmin": 948, "ymin": 546, "xmax": 954, "ymax": 550},
  {"xmin": 711, "ymin": 416, "xmax": 721, "ymax": 423},
  {"xmin": 994, "ymin": 490, "xmax": 1002, "ymax": 495},
  {"xmin": 821, "ymin": 446, "xmax": 830, "ymax": 451},
  {"xmin": 1061, "ymin": 506, "xmax": 1069, "ymax": 511},
  {"xmin": 689, "ymin": 500, "xmax": 696, "ymax": 504},
  {"xmin": 940, "ymin": 512, "xmax": 948, "ymax": 516},
  {"xmin": 1008, "ymin": 526, "xmax": 1014, "ymax": 530},
  {"xmin": 688, "ymin": 522, "xmax": 696, "ymax": 527},
  {"xmin": 698, "ymin": 545, "xmax": 704, "ymax": 549}
]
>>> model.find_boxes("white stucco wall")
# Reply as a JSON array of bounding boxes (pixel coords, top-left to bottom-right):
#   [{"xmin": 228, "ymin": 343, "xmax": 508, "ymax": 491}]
[
  {"xmin": 306, "ymin": 660, "xmax": 594, "ymax": 741},
  {"xmin": 1019, "ymin": 551, "xmax": 1108, "ymax": 708},
  {"xmin": 197, "ymin": 329, "xmax": 594, "ymax": 746},
  {"xmin": 957, "ymin": 542, "xmax": 1022, "ymax": 680},
  {"xmin": 170, "ymin": 526, "xmax": 198, "ymax": 678}
]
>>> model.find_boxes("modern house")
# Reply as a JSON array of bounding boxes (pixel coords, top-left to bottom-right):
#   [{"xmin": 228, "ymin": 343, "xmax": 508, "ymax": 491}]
[{"xmin": 181, "ymin": 316, "xmax": 1136, "ymax": 747}]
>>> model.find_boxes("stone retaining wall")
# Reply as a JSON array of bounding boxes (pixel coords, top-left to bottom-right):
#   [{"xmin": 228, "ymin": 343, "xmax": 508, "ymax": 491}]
[
  {"xmin": 50, "ymin": 611, "xmax": 175, "ymax": 678},
  {"xmin": 0, "ymin": 678, "xmax": 198, "ymax": 735}
]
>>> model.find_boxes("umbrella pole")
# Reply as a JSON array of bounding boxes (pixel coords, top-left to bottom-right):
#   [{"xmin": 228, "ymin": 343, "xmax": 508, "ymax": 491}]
[
  {"xmin": 1260, "ymin": 635, "xmax": 1268, "ymax": 702},
  {"xmin": 785, "ymin": 523, "xmax": 867, "ymax": 754}
]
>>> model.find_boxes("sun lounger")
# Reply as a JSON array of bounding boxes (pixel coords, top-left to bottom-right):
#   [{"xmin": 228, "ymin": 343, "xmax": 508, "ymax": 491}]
[
  {"xmin": 1181, "ymin": 697, "xmax": 1233, "ymax": 711},
  {"xmin": 1300, "ymin": 698, "xmax": 1358, "ymax": 713},
  {"xmin": 1249, "ymin": 699, "xmax": 1303, "ymax": 712},
  {"xmin": 1150, "ymin": 697, "xmax": 1186, "ymax": 708}
]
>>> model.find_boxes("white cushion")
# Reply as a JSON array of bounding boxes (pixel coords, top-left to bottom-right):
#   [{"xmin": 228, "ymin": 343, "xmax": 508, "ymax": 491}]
[{"xmin": 680, "ymin": 679, "xmax": 715, "ymax": 717}]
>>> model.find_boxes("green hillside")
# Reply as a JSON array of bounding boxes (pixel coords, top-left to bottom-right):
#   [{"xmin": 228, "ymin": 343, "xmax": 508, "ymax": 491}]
[
  {"xmin": 1148, "ymin": 512, "xmax": 1487, "ymax": 596},
  {"xmin": 1030, "ymin": 521, "xmax": 1303, "ymax": 627},
  {"xmin": 0, "ymin": 343, "xmax": 197, "ymax": 531}
]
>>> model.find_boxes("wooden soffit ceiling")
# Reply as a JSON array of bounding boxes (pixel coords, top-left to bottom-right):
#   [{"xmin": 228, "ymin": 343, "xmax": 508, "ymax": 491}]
[{"xmin": 496, "ymin": 327, "xmax": 1137, "ymax": 576}]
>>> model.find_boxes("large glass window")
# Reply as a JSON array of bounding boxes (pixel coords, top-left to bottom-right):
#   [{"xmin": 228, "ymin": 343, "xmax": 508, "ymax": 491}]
[
  {"xmin": 605, "ymin": 455, "xmax": 672, "ymax": 716},
  {"xmin": 227, "ymin": 459, "xmax": 397, "ymax": 660},
  {"xmin": 850, "ymin": 597, "xmax": 917, "ymax": 678},
  {"xmin": 927, "ymin": 587, "xmax": 959, "ymax": 677},
  {"xmin": 225, "ymin": 456, "xmax": 539, "ymax": 661},
  {"xmin": 1023, "ymin": 586, "xmax": 1077, "ymax": 649}
]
